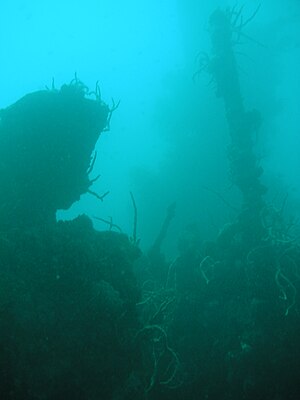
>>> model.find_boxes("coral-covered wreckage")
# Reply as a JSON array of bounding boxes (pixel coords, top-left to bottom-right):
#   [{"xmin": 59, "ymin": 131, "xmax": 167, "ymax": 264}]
[
  {"xmin": 0, "ymin": 79, "xmax": 141, "ymax": 399},
  {"xmin": 0, "ymin": 79, "xmax": 109, "ymax": 228},
  {"xmin": 132, "ymin": 7, "xmax": 300, "ymax": 400}
]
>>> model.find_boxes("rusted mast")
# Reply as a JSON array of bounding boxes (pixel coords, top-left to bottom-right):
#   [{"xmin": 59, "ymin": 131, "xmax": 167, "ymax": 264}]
[{"xmin": 208, "ymin": 9, "xmax": 266, "ymax": 248}]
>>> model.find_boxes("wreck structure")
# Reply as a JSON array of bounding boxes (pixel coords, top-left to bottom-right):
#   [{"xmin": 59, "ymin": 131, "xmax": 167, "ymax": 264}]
[
  {"xmin": 0, "ymin": 79, "xmax": 109, "ymax": 228},
  {"xmin": 0, "ymin": 79, "xmax": 140, "ymax": 399}
]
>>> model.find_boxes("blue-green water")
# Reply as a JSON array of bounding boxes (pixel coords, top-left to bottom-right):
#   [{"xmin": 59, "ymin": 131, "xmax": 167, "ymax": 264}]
[{"xmin": 0, "ymin": 1, "xmax": 300, "ymax": 399}]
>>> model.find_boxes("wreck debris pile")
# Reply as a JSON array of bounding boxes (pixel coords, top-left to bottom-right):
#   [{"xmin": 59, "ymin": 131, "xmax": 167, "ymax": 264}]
[
  {"xmin": 0, "ymin": 80, "xmax": 109, "ymax": 229},
  {"xmin": 0, "ymin": 80, "xmax": 141, "ymax": 399}
]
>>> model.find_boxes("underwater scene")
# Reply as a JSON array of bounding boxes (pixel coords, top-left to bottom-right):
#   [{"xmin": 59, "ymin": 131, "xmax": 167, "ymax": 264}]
[{"xmin": 0, "ymin": 0, "xmax": 300, "ymax": 399}]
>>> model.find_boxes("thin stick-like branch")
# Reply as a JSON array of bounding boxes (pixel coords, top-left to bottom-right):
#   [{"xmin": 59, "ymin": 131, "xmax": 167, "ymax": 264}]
[
  {"xmin": 238, "ymin": 4, "xmax": 261, "ymax": 29},
  {"xmin": 88, "ymin": 189, "xmax": 110, "ymax": 202},
  {"xmin": 103, "ymin": 98, "xmax": 121, "ymax": 131},
  {"xmin": 130, "ymin": 191, "xmax": 138, "ymax": 244},
  {"xmin": 87, "ymin": 151, "xmax": 97, "ymax": 174},
  {"xmin": 93, "ymin": 216, "xmax": 123, "ymax": 232},
  {"xmin": 89, "ymin": 174, "xmax": 101, "ymax": 184}
]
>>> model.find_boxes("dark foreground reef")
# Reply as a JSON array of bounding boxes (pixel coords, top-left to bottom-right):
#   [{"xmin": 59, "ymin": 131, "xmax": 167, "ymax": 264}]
[{"xmin": 0, "ymin": 216, "xmax": 140, "ymax": 399}]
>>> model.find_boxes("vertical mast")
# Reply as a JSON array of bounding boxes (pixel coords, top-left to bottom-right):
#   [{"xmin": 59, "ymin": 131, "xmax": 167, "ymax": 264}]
[{"xmin": 208, "ymin": 9, "xmax": 266, "ymax": 247}]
